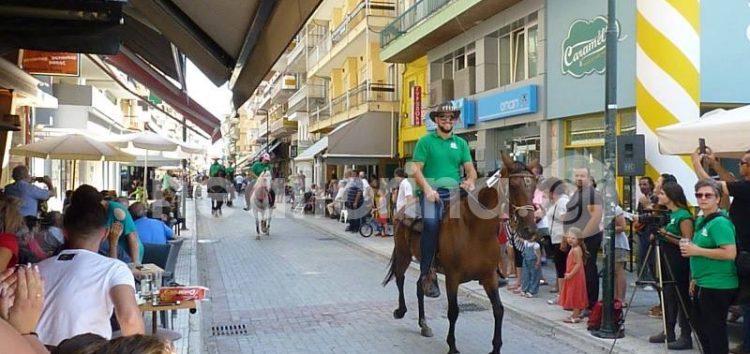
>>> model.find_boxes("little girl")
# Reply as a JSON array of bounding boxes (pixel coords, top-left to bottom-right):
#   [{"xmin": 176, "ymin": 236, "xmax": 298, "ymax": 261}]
[
  {"xmin": 375, "ymin": 190, "xmax": 389, "ymax": 237},
  {"xmin": 559, "ymin": 227, "xmax": 589, "ymax": 323},
  {"xmin": 520, "ymin": 234, "xmax": 542, "ymax": 297}
]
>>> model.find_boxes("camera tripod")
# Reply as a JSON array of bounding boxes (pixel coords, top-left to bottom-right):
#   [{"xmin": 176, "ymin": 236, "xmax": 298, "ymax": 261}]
[{"xmin": 609, "ymin": 236, "xmax": 703, "ymax": 354}]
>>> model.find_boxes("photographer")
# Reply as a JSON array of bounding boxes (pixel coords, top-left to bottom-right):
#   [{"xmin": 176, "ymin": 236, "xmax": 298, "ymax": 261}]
[
  {"xmin": 681, "ymin": 179, "xmax": 738, "ymax": 354},
  {"xmin": 4, "ymin": 166, "xmax": 55, "ymax": 230},
  {"xmin": 644, "ymin": 181, "xmax": 693, "ymax": 350}
]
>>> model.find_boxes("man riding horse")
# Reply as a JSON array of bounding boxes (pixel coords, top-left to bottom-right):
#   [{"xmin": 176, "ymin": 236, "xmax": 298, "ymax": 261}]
[
  {"xmin": 244, "ymin": 153, "xmax": 275, "ymax": 210},
  {"xmin": 412, "ymin": 102, "xmax": 478, "ymax": 298}
]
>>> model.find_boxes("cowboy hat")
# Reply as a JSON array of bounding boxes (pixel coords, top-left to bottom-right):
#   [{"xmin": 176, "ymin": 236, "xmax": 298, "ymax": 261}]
[{"xmin": 428, "ymin": 102, "xmax": 461, "ymax": 121}]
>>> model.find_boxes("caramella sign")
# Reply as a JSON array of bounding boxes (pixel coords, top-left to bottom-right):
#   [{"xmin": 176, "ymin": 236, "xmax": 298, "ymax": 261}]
[{"xmin": 561, "ymin": 16, "xmax": 623, "ymax": 78}]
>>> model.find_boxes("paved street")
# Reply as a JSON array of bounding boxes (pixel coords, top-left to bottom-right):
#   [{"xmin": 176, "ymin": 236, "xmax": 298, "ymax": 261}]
[{"xmin": 196, "ymin": 200, "xmax": 588, "ymax": 354}]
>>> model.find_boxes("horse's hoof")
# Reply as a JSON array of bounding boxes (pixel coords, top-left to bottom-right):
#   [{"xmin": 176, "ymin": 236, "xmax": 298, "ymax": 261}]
[
  {"xmin": 393, "ymin": 308, "xmax": 406, "ymax": 319},
  {"xmin": 255, "ymin": 236, "xmax": 260, "ymax": 240},
  {"xmin": 420, "ymin": 326, "xmax": 433, "ymax": 337}
]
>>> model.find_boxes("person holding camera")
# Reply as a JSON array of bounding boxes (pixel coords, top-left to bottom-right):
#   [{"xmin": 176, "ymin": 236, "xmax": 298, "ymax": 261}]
[
  {"xmin": 644, "ymin": 181, "xmax": 694, "ymax": 350},
  {"xmin": 4, "ymin": 166, "xmax": 55, "ymax": 231},
  {"xmin": 681, "ymin": 178, "xmax": 738, "ymax": 354},
  {"xmin": 693, "ymin": 147, "xmax": 750, "ymax": 354}
]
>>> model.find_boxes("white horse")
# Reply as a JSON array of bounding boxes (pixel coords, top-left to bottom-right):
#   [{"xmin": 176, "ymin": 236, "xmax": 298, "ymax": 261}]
[{"xmin": 250, "ymin": 171, "xmax": 273, "ymax": 239}]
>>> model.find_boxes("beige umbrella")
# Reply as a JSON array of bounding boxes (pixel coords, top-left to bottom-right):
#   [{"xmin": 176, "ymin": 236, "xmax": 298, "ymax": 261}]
[
  {"xmin": 10, "ymin": 134, "xmax": 136, "ymax": 190},
  {"xmin": 10, "ymin": 134, "xmax": 136, "ymax": 162}
]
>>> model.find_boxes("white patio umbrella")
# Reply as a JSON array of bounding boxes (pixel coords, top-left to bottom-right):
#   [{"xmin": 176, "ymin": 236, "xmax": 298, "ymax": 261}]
[
  {"xmin": 9, "ymin": 134, "xmax": 136, "ymax": 189},
  {"xmin": 656, "ymin": 106, "xmax": 750, "ymax": 158},
  {"xmin": 106, "ymin": 131, "xmax": 206, "ymax": 201}
]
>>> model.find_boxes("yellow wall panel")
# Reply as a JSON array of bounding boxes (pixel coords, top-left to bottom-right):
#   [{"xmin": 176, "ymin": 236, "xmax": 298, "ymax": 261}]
[
  {"xmin": 331, "ymin": 8, "xmax": 343, "ymax": 31},
  {"xmin": 331, "ymin": 69, "xmax": 344, "ymax": 98},
  {"xmin": 398, "ymin": 56, "xmax": 428, "ymax": 158}
]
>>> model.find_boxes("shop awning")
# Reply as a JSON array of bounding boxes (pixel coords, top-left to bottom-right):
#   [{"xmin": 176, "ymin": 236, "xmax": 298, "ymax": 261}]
[
  {"xmin": 102, "ymin": 50, "xmax": 222, "ymax": 142},
  {"xmin": 294, "ymin": 137, "xmax": 328, "ymax": 162},
  {"xmin": 0, "ymin": 58, "xmax": 57, "ymax": 109},
  {"xmin": 120, "ymin": 14, "xmax": 180, "ymax": 81},
  {"xmin": 324, "ymin": 113, "xmax": 396, "ymax": 160},
  {"xmin": 245, "ymin": 139, "xmax": 282, "ymax": 165},
  {"xmin": 127, "ymin": 0, "xmax": 323, "ymax": 108}
]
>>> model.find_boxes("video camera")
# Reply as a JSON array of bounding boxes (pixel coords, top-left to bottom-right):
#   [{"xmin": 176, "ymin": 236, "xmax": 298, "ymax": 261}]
[{"xmin": 637, "ymin": 208, "xmax": 670, "ymax": 232}]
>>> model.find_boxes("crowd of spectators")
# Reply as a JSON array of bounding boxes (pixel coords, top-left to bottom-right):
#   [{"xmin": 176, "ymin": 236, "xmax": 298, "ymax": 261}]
[{"xmin": 0, "ymin": 165, "xmax": 184, "ymax": 353}]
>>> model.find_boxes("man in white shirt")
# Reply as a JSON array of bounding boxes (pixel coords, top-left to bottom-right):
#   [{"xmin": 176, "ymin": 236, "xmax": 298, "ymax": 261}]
[
  {"xmin": 394, "ymin": 167, "xmax": 415, "ymax": 218},
  {"xmin": 36, "ymin": 188, "xmax": 144, "ymax": 346}
]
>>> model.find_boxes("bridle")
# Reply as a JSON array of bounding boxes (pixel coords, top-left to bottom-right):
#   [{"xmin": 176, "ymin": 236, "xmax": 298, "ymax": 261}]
[{"xmin": 495, "ymin": 169, "xmax": 536, "ymax": 234}]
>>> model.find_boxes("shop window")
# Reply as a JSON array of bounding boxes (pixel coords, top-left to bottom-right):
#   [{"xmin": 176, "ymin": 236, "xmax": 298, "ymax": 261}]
[
  {"xmin": 454, "ymin": 48, "xmax": 465, "ymax": 71},
  {"xmin": 403, "ymin": 141, "xmax": 416, "ymax": 158},
  {"xmin": 527, "ymin": 25, "xmax": 538, "ymax": 78},
  {"xmin": 443, "ymin": 54, "xmax": 453, "ymax": 79},
  {"xmin": 567, "ymin": 116, "xmax": 605, "ymax": 147},
  {"xmin": 497, "ymin": 12, "xmax": 538, "ymax": 86},
  {"xmin": 619, "ymin": 110, "xmax": 636, "ymax": 135}
]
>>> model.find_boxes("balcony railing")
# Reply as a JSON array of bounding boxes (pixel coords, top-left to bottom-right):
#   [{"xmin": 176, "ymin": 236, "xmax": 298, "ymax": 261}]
[
  {"xmin": 310, "ymin": 103, "xmax": 331, "ymax": 125},
  {"xmin": 380, "ymin": 0, "xmax": 452, "ymax": 48},
  {"xmin": 288, "ymin": 84, "xmax": 327, "ymax": 113},
  {"xmin": 309, "ymin": 0, "xmax": 395, "ymax": 65},
  {"xmin": 330, "ymin": 81, "xmax": 396, "ymax": 116}
]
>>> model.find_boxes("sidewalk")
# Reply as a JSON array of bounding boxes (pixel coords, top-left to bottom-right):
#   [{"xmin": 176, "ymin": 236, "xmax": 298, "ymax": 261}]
[
  {"xmin": 281, "ymin": 204, "xmax": 706, "ymax": 354},
  {"xmin": 165, "ymin": 199, "xmax": 204, "ymax": 354}
]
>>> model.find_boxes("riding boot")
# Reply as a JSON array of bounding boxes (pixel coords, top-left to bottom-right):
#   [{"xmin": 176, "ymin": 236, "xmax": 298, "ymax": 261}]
[{"xmin": 420, "ymin": 271, "xmax": 440, "ymax": 298}]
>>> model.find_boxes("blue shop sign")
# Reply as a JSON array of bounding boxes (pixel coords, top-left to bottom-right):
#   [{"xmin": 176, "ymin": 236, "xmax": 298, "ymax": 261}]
[
  {"xmin": 476, "ymin": 85, "xmax": 538, "ymax": 122},
  {"xmin": 426, "ymin": 98, "xmax": 475, "ymax": 131}
]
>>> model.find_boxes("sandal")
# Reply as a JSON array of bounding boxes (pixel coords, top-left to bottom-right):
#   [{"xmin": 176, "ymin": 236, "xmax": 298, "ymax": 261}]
[{"xmin": 563, "ymin": 316, "xmax": 582, "ymax": 324}]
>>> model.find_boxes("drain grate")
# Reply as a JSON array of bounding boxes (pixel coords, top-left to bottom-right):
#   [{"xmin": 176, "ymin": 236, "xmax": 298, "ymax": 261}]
[
  {"xmin": 457, "ymin": 303, "xmax": 487, "ymax": 312},
  {"xmin": 316, "ymin": 237, "xmax": 336, "ymax": 241},
  {"xmin": 211, "ymin": 323, "xmax": 249, "ymax": 336}
]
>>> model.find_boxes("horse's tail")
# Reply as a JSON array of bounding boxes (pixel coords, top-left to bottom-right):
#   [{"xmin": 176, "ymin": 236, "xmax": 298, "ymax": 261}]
[{"xmin": 382, "ymin": 246, "xmax": 397, "ymax": 287}]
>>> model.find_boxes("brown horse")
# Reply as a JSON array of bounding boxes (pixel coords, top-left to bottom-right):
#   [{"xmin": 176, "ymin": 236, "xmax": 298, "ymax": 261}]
[{"xmin": 383, "ymin": 153, "xmax": 538, "ymax": 354}]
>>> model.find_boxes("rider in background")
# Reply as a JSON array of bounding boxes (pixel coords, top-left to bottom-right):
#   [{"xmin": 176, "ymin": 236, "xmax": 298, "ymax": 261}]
[
  {"xmin": 246, "ymin": 154, "xmax": 275, "ymax": 210},
  {"xmin": 411, "ymin": 102, "xmax": 477, "ymax": 298}
]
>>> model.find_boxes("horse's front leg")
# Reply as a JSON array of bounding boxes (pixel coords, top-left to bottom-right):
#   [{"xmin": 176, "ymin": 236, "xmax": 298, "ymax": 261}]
[
  {"xmin": 416, "ymin": 278, "xmax": 433, "ymax": 337},
  {"xmin": 482, "ymin": 274, "xmax": 504, "ymax": 354},
  {"xmin": 446, "ymin": 275, "xmax": 460, "ymax": 354}
]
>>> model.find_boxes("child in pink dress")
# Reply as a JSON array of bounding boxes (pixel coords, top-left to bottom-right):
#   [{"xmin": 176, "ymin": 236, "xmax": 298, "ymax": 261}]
[{"xmin": 559, "ymin": 227, "xmax": 589, "ymax": 323}]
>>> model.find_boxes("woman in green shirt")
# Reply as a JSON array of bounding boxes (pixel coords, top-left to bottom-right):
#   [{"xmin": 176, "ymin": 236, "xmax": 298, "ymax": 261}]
[
  {"xmin": 647, "ymin": 181, "xmax": 693, "ymax": 349},
  {"xmin": 681, "ymin": 178, "xmax": 738, "ymax": 354}
]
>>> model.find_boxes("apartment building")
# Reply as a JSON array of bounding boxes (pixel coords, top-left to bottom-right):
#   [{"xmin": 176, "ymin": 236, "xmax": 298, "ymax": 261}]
[
  {"xmin": 292, "ymin": 0, "xmax": 400, "ymax": 188},
  {"xmin": 380, "ymin": 0, "xmax": 546, "ymax": 175}
]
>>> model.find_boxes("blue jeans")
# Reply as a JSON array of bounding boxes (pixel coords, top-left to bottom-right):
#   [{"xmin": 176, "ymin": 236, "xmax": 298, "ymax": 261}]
[
  {"xmin": 419, "ymin": 188, "xmax": 453, "ymax": 279},
  {"xmin": 521, "ymin": 247, "xmax": 541, "ymax": 295}
]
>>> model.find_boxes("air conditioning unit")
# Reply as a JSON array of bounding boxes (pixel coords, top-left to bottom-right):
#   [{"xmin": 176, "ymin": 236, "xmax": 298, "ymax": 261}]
[
  {"xmin": 429, "ymin": 79, "xmax": 454, "ymax": 106},
  {"xmin": 453, "ymin": 67, "xmax": 475, "ymax": 98}
]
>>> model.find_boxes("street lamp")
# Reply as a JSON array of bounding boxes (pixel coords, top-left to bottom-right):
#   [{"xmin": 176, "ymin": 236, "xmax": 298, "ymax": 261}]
[{"xmin": 592, "ymin": 0, "xmax": 621, "ymax": 339}]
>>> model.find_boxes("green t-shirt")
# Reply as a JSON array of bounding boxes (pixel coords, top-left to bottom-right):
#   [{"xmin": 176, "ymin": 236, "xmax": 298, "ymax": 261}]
[
  {"xmin": 412, "ymin": 132, "xmax": 472, "ymax": 190},
  {"xmin": 106, "ymin": 201, "xmax": 144, "ymax": 262},
  {"xmin": 209, "ymin": 162, "xmax": 224, "ymax": 177},
  {"xmin": 251, "ymin": 161, "xmax": 271, "ymax": 177},
  {"xmin": 690, "ymin": 214, "xmax": 738, "ymax": 289},
  {"xmin": 661, "ymin": 208, "xmax": 692, "ymax": 242},
  {"xmin": 225, "ymin": 166, "xmax": 235, "ymax": 176}
]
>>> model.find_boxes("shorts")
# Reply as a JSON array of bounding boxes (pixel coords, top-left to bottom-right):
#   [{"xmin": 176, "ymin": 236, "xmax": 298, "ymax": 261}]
[{"xmin": 614, "ymin": 248, "xmax": 629, "ymax": 263}]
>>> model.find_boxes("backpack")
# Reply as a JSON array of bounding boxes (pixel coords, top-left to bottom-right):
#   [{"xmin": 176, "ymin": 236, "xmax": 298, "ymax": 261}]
[{"xmin": 587, "ymin": 299, "xmax": 624, "ymax": 331}]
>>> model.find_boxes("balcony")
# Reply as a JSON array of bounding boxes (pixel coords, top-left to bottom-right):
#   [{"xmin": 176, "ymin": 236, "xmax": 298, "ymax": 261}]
[
  {"xmin": 380, "ymin": 0, "xmax": 521, "ymax": 63},
  {"xmin": 270, "ymin": 74, "xmax": 298, "ymax": 104},
  {"xmin": 287, "ymin": 35, "xmax": 309, "ymax": 73},
  {"xmin": 287, "ymin": 83, "xmax": 327, "ymax": 114},
  {"xmin": 270, "ymin": 117, "xmax": 298, "ymax": 137},
  {"xmin": 311, "ymin": 81, "xmax": 397, "ymax": 132},
  {"xmin": 307, "ymin": 0, "xmax": 396, "ymax": 78}
]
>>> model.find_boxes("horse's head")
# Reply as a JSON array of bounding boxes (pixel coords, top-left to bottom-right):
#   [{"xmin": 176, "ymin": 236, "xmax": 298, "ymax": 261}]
[{"xmin": 499, "ymin": 152, "xmax": 538, "ymax": 240}]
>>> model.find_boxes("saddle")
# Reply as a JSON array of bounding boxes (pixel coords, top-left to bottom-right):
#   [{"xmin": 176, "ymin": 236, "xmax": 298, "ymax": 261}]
[{"xmin": 396, "ymin": 193, "xmax": 463, "ymax": 234}]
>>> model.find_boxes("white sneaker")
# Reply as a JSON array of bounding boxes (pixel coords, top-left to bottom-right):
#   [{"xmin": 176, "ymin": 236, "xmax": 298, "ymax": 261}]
[
  {"xmin": 643, "ymin": 285, "xmax": 656, "ymax": 291},
  {"xmin": 547, "ymin": 295, "xmax": 559, "ymax": 305}
]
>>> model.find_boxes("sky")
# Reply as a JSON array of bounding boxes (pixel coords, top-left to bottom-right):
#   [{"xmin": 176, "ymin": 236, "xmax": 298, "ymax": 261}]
[
  {"xmin": 185, "ymin": 60, "xmax": 232, "ymax": 157},
  {"xmin": 185, "ymin": 60, "xmax": 232, "ymax": 119}
]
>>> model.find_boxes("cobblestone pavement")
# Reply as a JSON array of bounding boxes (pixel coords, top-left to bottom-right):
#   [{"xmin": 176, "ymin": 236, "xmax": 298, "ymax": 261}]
[{"xmin": 197, "ymin": 201, "xmax": 589, "ymax": 354}]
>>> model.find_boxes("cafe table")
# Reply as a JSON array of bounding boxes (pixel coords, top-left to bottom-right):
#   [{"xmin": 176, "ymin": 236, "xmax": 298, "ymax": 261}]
[{"xmin": 139, "ymin": 300, "xmax": 197, "ymax": 334}]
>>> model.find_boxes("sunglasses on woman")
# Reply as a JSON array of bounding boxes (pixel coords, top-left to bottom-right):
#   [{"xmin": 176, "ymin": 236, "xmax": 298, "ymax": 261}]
[{"xmin": 694, "ymin": 193, "xmax": 716, "ymax": 199}]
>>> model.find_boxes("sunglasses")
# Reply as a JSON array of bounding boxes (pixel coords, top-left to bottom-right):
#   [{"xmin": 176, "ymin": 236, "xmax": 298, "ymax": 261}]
[
  {"xmin": 436, "ymin": 115, "xmax": 457, "ymax": 121},
  {"xmin": 740, "ymin": 161, "xmax": 749, "ymax": 166},
  {"xmin": 694, "ymin": 193, "xmax": 716, "ymax": 199}
]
